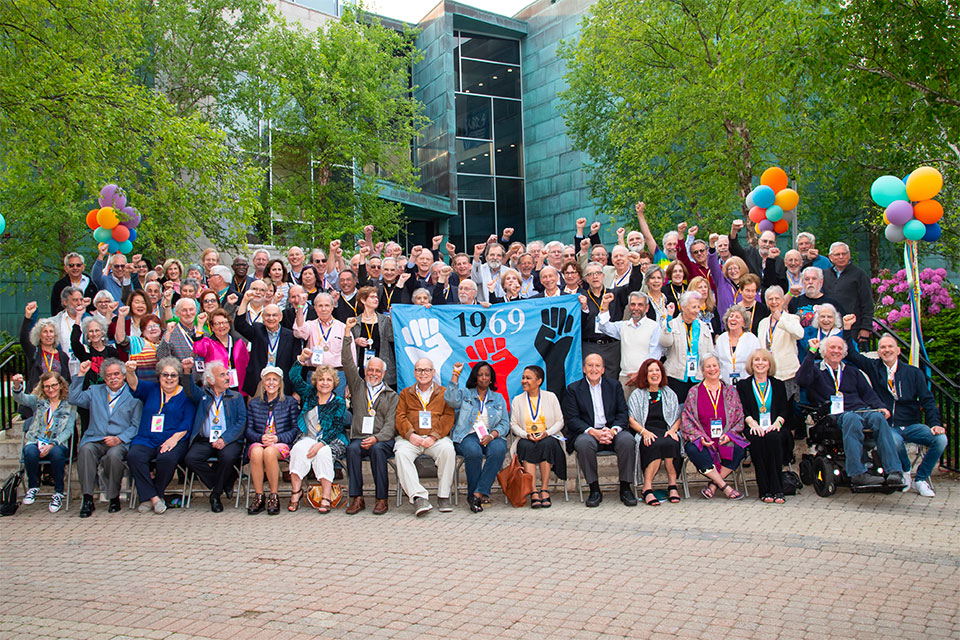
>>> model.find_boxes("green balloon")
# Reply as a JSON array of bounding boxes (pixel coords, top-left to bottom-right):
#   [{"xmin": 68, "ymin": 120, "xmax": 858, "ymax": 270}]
[
  {"xmin": 903, "ymin": 219, "xmax": 926, "ymax": 241},
  {"xmin": 93, "ymin": 226, "xmax": 112, "ymax": 243},
  {"xmin": 0, "ymin": 214, "xmax": 5, "ymax": 235}
]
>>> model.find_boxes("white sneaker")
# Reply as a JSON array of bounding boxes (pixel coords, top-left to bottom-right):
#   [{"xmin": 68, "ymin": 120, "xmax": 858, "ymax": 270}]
[
  {"xmin": 153, "ymin": 499, "xmax": 167, "ymax": 514},
  {"xmin": 22, "ymin": 488, "xmax": 38, "ymax": 505},
  {"xmin": 914, "ymin": 479, "xmax": 935, "ymax": 497},
  {"xmin": 137, "ymin": 501, "xmax": 153, "ymax": 513},
  {"xmin": 48, "ymin": 493, "xmax": 64, "ymax": 513},
  {"xmin": 901, "ymin": 471, "xmax": 912, "ymax": 493}
]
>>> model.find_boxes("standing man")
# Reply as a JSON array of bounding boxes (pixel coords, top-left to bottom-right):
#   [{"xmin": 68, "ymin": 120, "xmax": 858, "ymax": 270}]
[
  {"xmin": 820, "ymin": 242, "xmax": 873, "ymax": 345},
  {"xmin": 596, "ymin": 292, "xmax": 662, "ymax": 398},
  {"xmin": 579, "ymin": 262, "xmax": 621, "ymax": 379},
  {"xmin": 52, "ymin": 252, "xmax": 99, "ymax": 316},
  {"xmin": 235, "ymin": 296, "xmax": 299, "ymax": 397},
  {"xmin": 286, "ymin": 246, "xmax": 306, "ymax": 285},
  {"xmin": 251, "ymin": 249, "xmax": 271, "ymax": 280},
  {"xmin": 227, "ymin": 257, "xmax": 254, "ymax": 300}
]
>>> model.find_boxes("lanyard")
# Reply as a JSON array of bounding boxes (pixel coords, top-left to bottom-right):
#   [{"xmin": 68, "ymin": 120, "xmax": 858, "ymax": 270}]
[
  {"xmin": 828, "ymin": 364, "xmax": 843, "ymax": 394},
  {"xmin": 706, "ymin": 384, "xmax": 722, "ymax": 420},
  {"xmin": 753, "ymin": 379, "xmax": 771, "ymax": 413},
  {"xmin": 477, "ymin": 391, "xmax": 487, "ymax": 419},
  {"xmin": 787, "ymin": 271, "xmax": 801, "ymax": 289},
  {"xmin": 670, "ymin": 283, "xmax": 684, "ymax": 302},
  {"xmin": 317, "ymin": 321, "xmax": 333, "ymax": 348},
  {"xmin": 587, "ymin": 288, "xmax": 606, "ymax": 312},
  {"xmin": 42, "ymin": 350, "xmax": 56, "ymax": 372},
  {"xmin": 366, "ymin": 383, "xmax": 384, "ymax": 413},
  {"xmin": 248, "ymin": 307, "xmax": 263, "ymax": 324},
  {"xmin": 43, "ymin": 406, "xmax": 55, "ymax": 437},
  {"xmin": 233, "ymin": 278, "xmax": 248, "ymax": 296},
  {"xmin": 342, "ymin": 295, "xmax": 359, "ymax": 317},
  {"xmin": 267, "ymin": 330, "xmax": 280, "ymax": 357},
  {"xmin": 159, "ymin": 386, "xmax": 180, "ymax": 413},
  {"xmin": 520, "ymin": 278, "xmax": 533, "ymax": 296},
  {"xmin": 211, "ymin": 394, "xmax": 224, "ymax": 422},
  {"xmin": 266, "ymin": 409, "xmax": 276, "ymax": 433},
  {"xmin": 685, "ymin": 322, "xmax": 693, "ymax": 352},
  {"xmin": 766, "ymin": 317, "xmax": 779, "ymax": 347},
  {"xmin": 384, "ymin": 286, "xmax": 396, "ymax": 309},
  {"xmin": 614, "ymin": 267, "xmax": 631, "ymax": 288},
  {"xmin": 649, "ymin": 293, "xmax": 666, "ymax": 317},
  {"xmin": 363, "ymin": 321, "xmax": 375, "ymax": 341},
  {"xmin": 178, "ymin": 324, "xmax": 194, "ymax": 347},
  {"xmin": 744, "ymin": 304, "xmax": 756, "ymax": 331},
  {"xmin": 107, "ymin": 385, "xmax": 125, "ymax": 412},
  {"xmin": 416, "ymin": 386, "xmax": 433, "ymax": 409},
  {"xmin": 886, "ymin": 363, "xmax": 897, "ymax": 395},
  {"xmin": 527, "ymin": 392, "xmax": 541, "ymax": 422},
  {"xmin": 731, "ymin": 282, "xmax": 742, "ymax": 304},
  {"xmin": 729, "ymin": 338, "xmax": 738, "ymax": 369}
]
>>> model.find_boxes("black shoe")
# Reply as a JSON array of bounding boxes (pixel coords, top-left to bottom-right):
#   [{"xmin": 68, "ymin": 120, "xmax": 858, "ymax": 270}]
[
  {"xmin": 885, "ymin": 472, "xmax": 906, "ymax": 487},
  {"xmin": 585, "ymin": 490, "xmax": 603, "ymax": 507},
  {"xmin": 224, "ymin": 487, "xmax": 233, "ymax": 501},
  {"xmin": 851, "ymin": 472, "xmax": 883, "ymax": 487},
  {"xmin": 210, "ymin": 495, "xmax": 224, "ymax": 513},
  {"xmin": 620, "ymin": 489, "xmax": 638, "ymax": 506},
  {"xmin": 108, "ymin": 498, "xmax": 121, "ymax": 513},
  {"xmin": 247, "ymin": 493, "xmax": 265, "ymax": 515},
  {"xmin": 79, "ymin": 497, "xmax": 95, "ymax": 518}
]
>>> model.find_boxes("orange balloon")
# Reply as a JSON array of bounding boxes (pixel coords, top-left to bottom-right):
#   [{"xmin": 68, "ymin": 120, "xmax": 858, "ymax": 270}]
[
  {"xmin": 772, "ymin": 219, "xmax": 789, "ymax": 234},
  {"xmin": 85, "ymin": 209, "xmax": 100, "ymax": 230},
  {"xmin": 97, "ymin": 206, "xmax": 119, "ymax": 229},
  {"xmin": 913, "ymin": 199, "xmax": 943, "ymax": 224},
  {"xmin": 748, "ymin": 206, "xmax": 766, "ymax": 223},
  {"xmin": 111, "ymin": 225, "xmax": 130, "ymax": 242},
  {"xmin": 774, "ymin": 188, "xmax": 799, "ymax": 211},
  {"xmin": 761, "ymin": 167, "xmax": 789, "ymax": 193}
]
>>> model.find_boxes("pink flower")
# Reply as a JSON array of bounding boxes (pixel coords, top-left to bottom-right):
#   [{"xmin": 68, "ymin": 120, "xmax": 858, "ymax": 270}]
[
  {"xmin": 886, "ymin": 310, "xmax": 901, "ymax": 324},
  {"xmin": 900, "ymin": 303, "xmax": 911, "ymax": 314},
  {"xmin": 881, "ymin": 295, "xmax": 894, "ymax": 306},
  {"xmin": 929, "ymin": 304, "xmax": 941, "ymax": 314},
  {"xmin": 877, "ymin": 283, "xmax": 889, "ymax": 294},
  {"xmin": 936, "ymin": 268, "xmax": 947, "ymax": 276},
  {"xmin": 893, "ymin": 283, "xmax": 908, "ymax": 293},
  {"xmin": 871, "ymin": 277, "xmax": 880, "ymax": 285}
]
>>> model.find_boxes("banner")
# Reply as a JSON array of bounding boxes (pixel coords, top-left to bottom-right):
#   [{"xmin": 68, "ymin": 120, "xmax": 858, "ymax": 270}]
[{"xmin": 391, "ymin": 296, "xmax": 583, "ymax": 411}]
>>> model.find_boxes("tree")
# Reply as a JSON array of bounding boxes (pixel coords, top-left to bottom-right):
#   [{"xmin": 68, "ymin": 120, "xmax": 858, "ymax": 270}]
[
  {"xmin": 559, "ymin": 0, "xmax": 819, "ymax": 239},
  {"xmin": 243, "ymin": 8, "xmax": 428, "ymax": 248},
  {"xmin": 0, "ymin": 0, "xmax": 262, "ymax": 281}
]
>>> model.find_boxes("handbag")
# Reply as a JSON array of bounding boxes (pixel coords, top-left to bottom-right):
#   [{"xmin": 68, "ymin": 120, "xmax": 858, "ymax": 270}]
[
  {"xmin": 306, "ymin": 483, "xmax": 345, "ymax": 510},
  {"xmin": 497, "ymin": 454, "xmax": 535, "ymax": 508}
]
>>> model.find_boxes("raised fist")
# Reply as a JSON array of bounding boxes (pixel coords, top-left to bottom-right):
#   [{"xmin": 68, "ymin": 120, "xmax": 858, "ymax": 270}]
[
  {"xmin": 634, "ymin": 201, "xmax": 645, "ymax": 216},
  {"xmin": 590, "ymin": 221, "xmax": 601, "ymax": 234},
  {"xmin": 226, "ymin": 293, "xmax": 238, "ymax": 305},
  {"xmin": 344, "ymin": 317, "xmax": 357, "ymax": 332},
  {"xmin": 181, "ymin": 358, "xmax": 193, "ymax": 373},
  {"xmin": 24, "ymin": 301, "xmax": 37, "ymax": 319}
]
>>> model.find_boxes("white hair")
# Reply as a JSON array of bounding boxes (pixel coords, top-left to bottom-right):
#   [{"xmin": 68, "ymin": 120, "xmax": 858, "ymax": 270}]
[
  {"xmin": 678, "ymin": 291, "xmax": 702, "ymax": 308},
  {"xmin": 209, "ymin": 265, "xmax": 232, "ymax": 281},
  {"xmin": 819, "ymin": 335, "xmax": 848, "ymax": 358},
  {"xmin": 801, "ymin": 266, "xmax": 823, "ymax": 281},
  {"xmin": 203, "ymin": 360, "xmax": 227, "ymax": 386},
  {"xmin": 174, "ymin": 297, "xmax": 196, "ymax": 314},
  {"xmin": 829, "ymin": 242, "xmax": 849, "ymax": 254},
  {"xmin": 63, "ymin": 252, "xmax": 85, "ymax": 267},
  {"xmin": 662, "ymin": 230, "xmax": 679, "ymax": 245},
  {"xmin": 251, "ymin": 249, "xmax": 270, "ymax": 261},
  {"xmin": 93, "ymin": 290, "xmax": 115, "ymax": 304},
  {"xmin": 796, "ymin": 231, "xmax": 816, "ymax": 246}
]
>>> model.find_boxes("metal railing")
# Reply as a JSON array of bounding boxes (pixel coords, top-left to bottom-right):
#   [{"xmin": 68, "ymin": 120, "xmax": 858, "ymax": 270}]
[
  {"xmin": 0, "ymin": 340, "xmax": 27, "ymax": 432},
  {"xmin": 866, "ymin": 318, "xmax": 958, "ymax": 473}
]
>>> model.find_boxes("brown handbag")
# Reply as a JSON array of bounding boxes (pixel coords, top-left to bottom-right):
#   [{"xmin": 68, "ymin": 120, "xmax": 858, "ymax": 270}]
[{"xmin": 497, "ymin": 454, "xmax": 535, "ymax": 507}]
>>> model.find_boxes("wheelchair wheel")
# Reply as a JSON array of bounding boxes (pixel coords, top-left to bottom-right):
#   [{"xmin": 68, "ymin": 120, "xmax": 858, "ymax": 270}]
[
  {"xmin": 813, "ymin": 457, "xmax": 837, "ymax": 497},
  {"xmin": 798, "ymin": 457, "xmax": 814, "ymax": 486}
]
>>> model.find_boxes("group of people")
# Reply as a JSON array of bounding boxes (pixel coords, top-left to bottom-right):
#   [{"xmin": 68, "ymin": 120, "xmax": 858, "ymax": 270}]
[{"xmin": 14, "ymin": 202, "xmax": 947, "ymax": 516}]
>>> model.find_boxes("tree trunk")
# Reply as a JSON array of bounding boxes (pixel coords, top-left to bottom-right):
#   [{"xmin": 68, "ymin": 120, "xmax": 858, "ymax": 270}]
[
  {"xmin": 724, "ymin": 117, "xmax": 755, "ymax": 245},
  {"xmin": 868, "ymin": 226, "xmax": 880, "ymax": 278}
]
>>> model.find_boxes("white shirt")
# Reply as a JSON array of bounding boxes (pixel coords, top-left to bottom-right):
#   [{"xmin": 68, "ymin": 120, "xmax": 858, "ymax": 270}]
[
  {"xmin": 588, "ymin": 380, "xmax": 606, "ymax": 430},
  {"xmin": 596, "ymin": 312, "xmax": 662, "ymax": 375}
]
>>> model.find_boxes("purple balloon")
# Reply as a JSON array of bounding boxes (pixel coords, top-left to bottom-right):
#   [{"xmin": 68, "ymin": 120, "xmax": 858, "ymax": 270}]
[
  {"xmin": 120, "ymin": 206, "xmax": 141, "ymax": 229},
  {"xmin": 885, "ymin": 200, "xmax": 914, "ymax": 226},
  {"xmin": 98, "ymin": 184, "xmax": 118, "ymax": 209},
  {"xmin": 111, "ymin": 191, "xmax": 127, "ymax": 211},
  {"xmin": 758, "ymin": 219, "xmax": 774, "ymax": 232}
]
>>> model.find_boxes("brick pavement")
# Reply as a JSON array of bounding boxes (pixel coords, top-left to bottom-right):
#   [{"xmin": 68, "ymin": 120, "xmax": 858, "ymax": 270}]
[{"xmin": 2, "ymin": 479, "xmax": 959, "ymax": 640}]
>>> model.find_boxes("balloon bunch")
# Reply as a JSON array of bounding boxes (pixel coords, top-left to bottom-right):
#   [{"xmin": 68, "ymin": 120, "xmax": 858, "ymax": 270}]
[
  {"xmin": 744, "ymin": 167, "xmax": 799, "ymax": 235},
  {"xmin": 84, "ymin": 184, "xmax": 141, "ymax": 254},
  {"xmin": 872, "ymin": 167, "xmax": 943, "ymax": 243}
]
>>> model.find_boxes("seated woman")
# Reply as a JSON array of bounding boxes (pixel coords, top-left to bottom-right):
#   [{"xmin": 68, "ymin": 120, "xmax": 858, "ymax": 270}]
[
  {"xmin": 125, "ymin": 357, "xmax": 199, "ymax": 514},
  {"xmin": 445, "ymin": 361, "xmax": 509, "ymax": 513},
  {"xmin": 11, "ymin": 372, "xmax": 75, "ymax": 512},
  {"xmin": 193, "ymin": 309, "xmax": 249, "ymax": 393},
  {"xmin": 509, "ymin": 366, "xmax": 565, "ymax": 508},
  {"xmin": 287, "ymin": 359, "xmax": 347, "ymax": 514},
  {"xmin": 715, "ymin": 304, "xmax": 763, "ymax": 386},
  {"xmin": 736, "ymin": 348, "xmax": 789, "ymax": 503},
  {"xmin": 627, "ymin": 359, "xmax": 681, "ymax": 505},
  {"xmin": 680, "ymin": 354, "xmax": 747, "ymax": 500},
  {"xmin": 245, "ymin": 366, "xmax": 300, "ymax": 515}
]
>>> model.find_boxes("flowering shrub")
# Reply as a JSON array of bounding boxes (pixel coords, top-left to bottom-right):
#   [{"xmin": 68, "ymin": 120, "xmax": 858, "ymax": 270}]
[{"xmin": 872, "ymin": 268, "xmax": 956, "ymax": 325}]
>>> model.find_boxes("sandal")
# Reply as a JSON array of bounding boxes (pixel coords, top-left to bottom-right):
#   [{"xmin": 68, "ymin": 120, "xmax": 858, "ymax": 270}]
[
  {"xmin": 700, "ymin": 483, "xmax": 716, "ymax": 499},
  {"xmin": 774, "ymin": 493, "xmax": 785, "ymax": 504},
  {"xmin": 719, "ymin": 484, "xmax": 743, "ymax": 501},
  {"xmin": 540, "ymin": 491, "xmax": 551, "ymax": 508},
  {"xmin": 666, "ymin": 485, "xmax": 681, "ymax": 503},
  {"xmin": 762, "ymin": 494, "xmax": 775, "ymax": 504},
  {"xmin": 288, "ymin": 489, "xmax": 303, "ymax": 512},
  {"xmin": 642, "ymin": 489, "xmax": 660, "ymax": 506},
  {"xmin": 317, "ymin": 498, "xmax": 332, "ymax": 514},
  {"xmin": 266, "ymin": 493, "xmax": 280, "ymax": 515},
  {"xmin": 530, "ymin": 491, "xmax": 542, "ymax": 509}
]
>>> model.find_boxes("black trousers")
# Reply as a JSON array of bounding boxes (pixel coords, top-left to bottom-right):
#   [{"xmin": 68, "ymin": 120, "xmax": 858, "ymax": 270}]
[
  {"xmin": 745, "ymin": 428, "xmax": 785, "ymax": 496},
  {"xmin": 346, "ymin": 438, "xmax": 394, "ymax": 499},
  {"xmin": 184, "ymin": 435, "xmax": 244, "ymax": 497},
  {"xmin": 128, "ymin": 438, "xmax": 190, "ymax": 502}
]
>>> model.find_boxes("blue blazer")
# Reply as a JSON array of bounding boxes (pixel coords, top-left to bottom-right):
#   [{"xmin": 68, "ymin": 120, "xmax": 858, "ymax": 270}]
[
  {"xmin": 183, "ymin": 378, "xmax": 247, "ymax": 444},
  {"xmin": 68, "ymin": 378, "xmax": 142, "ymax": 446}
]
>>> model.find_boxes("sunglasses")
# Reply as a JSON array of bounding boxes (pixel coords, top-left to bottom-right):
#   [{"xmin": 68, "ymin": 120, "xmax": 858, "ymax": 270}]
[{"xmin": 159, "ymin": 372, "xmax": 179, "ymax": 379}]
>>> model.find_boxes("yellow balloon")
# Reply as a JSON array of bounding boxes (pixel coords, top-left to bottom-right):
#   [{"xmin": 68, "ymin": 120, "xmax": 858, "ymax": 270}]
[
  {"xmin": 97, "ymin": 206, "xmax": 119, "ymax": 229},
  {"xmin": 905, "ymin": 166, "xmax": 943, "ymax": 202},
  {"xmin": 755, "ymin": 223, "xmax": 762, "ymax": 235},
  {"xmin": 774, "ymin": 188, "xmax": 799, "ymax": 211},
  {"xmin": 883, "ymin": 212, "xmax": 890, "ymax": 225}
]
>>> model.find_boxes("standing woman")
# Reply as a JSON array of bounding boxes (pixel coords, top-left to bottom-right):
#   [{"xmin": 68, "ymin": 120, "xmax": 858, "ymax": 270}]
[
  {"xmin": 349, "ymin": 289, "xmax": 395, "ymax": 386},
  {"xmin": 264, "ymin": 259, "xmax": 290, "ymax": 310},
  {"xmin": 287, "ymin": 360, "xmax": 348, "ymax": 514},
  {"xmin": 115, "ymin": 312, "xmax": 163, "ymax": 383},
  {"xmin": 799, "ymin": 302, "xmax": 842, "ymax": 355},
  {"xmin": 111, "ymin": 290, "xmax": 150, "ymax": 345},
  {"xmin": 680, "ymin": 354, "xmax": 747, "ymax": 500},
  {"xmin": 737, "ymin": 349, "xmax": 789, "ymax": 503},
  {"xmin": 11, "ymin": 372, "xmax": 75, "ymax": 512},
  {"xmin": 193, "ymin": 309, "xmax": 249, "ymax": 394},
  {"xmin": 245, "ymin": 366, "xmax": 300, "ymax": 515},
  {"xmin": 20, "ymin": 302, "xmax": 72, "ymax": 399},
  {"xmin": 664, "ymin": 260, "xmax": 688, "ymax": 315},
  {"xmin": 626, "ymin": 359, "xmax": 682, "ymax": 505},
  {"xmin": 715, "ymin": 305, "xmax": 763, "ymax": 386},
  {"xmin": 757, "ymin": 286, "xmax": 803, "ymax": 399},
  {"xmin": 491, "ymin": 269, "xmax": 524, "ymax": 303},
  {"xmin": 299, "ymin": 265, "xmax": 321, "ymax": 304},
  {"xmin": 687, "ymin": 276, "xmax": 721, "ymax": 335},
  {"xmin": 642, "ymin": 266, "xmax": 672, "ymax": 322},
  {"xmin": 161, "ymin": 259, "xmax": 184, "ymax": 294},
  {"xmin": 71, "ymin": 317, "xmax": 119, "ymax": 387},
  {"xmin": 445, "ymin": 361, "xmax": 509, "ymax": 513},
  {"xmin": 125, "ymin": 358, "xmax": 198, "ymax": 514},
  {"xmin": 509, "ymin": 366, "xmax": 565, "ymax": 508},
  {"xmin": 560, "ymin": 262, "xmax": 584, "ymax": 295}
]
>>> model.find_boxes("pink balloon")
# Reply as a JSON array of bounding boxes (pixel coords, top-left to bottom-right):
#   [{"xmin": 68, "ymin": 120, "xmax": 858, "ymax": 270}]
[
  {"xmin": 758, "ymin": 219, "xmax": 774, "ymax": 232},
  {"xmin": 885, "ymin": 200, "xmax": 914, "ymax": 226}
]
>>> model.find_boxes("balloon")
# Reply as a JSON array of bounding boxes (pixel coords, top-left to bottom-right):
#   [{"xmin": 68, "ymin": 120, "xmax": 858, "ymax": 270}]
[
  {"xmin": 111, "ymin": 191, "xmax": 127, "ymax": 211},
  {"xmin": 106, "ymin": 238, "xmax": 121, "ymax": 253},
  {"xmin": 774, "ymin": 188, "xmax": 799, "ymax": 211},
  {"xmin": 745, "ymin": 189, "xmax": 756, "ymax": 209},
  {"xmin": 118, "ymin": 240, "xmax": 133, "ymax": 254},
  {"xmin": 870, "ymin": 175, "xmax": 908, "ymax": 208},
  {"xmin": 128, "ymin": 228, "xmax": 137, "ymax": 242},
  {"xmin": 120, "ymin": 207, "xmax": 141, "ymax": 229},
  {"xmin": 884, "ymin": 200, "xmax": 914, "ymax": 226},
  {"xmin": 882, "ymin": 212, "xmax": 890, "ymax": 225},
  {"xmin": 85, "ymin": 209, "xmax": 100, "ymax": 230},
  {"xmin": 0, "ymin": 214, "xmax": 5, "ymax": 235},
  {"xmin": 111, "ymin": 225, "xmax": 130, "ymax": 242},
  {"xmin": 922, "ymin": 222, "xmax": 942, "ymax": 242},
  {"xmin": 758, "ymin": 219, "xmax": 774, "ymax": 232},
  {"xmin": 905, "ymin": 166, "xmax": 943, "ymax": 202},
  {"xmin": 903, "ymin": 219, "xmax": 926, "ymax": 241},
  {"xmin": 902, "ymin": 174, "xmax": 911, "ymax": 184},
  {"xmin": 753, "ymin": 185, "xmax": 776, "ymax": 208},
  {"xmin": 772, "ymin": 219, "xmax": 789, "ymax": 234},
  {"xmin": 93, "ymin": 227, "xmax": 112, "ymax": 243},
  {"xmin": 884, "ymin": 224, "xmax": 906, "ymax": 243},
  {"xmin": 913, "ymin": 199, "xmax": 943, "ymax": 224},
  {"xmin": 98, "ymin": 184, "xmax": 118, "ymax": 208},
  {"xmin": 760, "ymin": 167, "xmax": 789, "ymax": 193},
  {"xmin": 754, "ymin": 223, "xmax": 762, "ymax": 235},
  {"xmin": 97, "ymin": 206, "xmax": 119, "ymax": 229},
  {"xmin": 765, "ymin": 205, "xmax": 784, "ymax": 222},
  {"xmin": 748, "ymin": 206, "xmax": 766, "ymax": 223}
]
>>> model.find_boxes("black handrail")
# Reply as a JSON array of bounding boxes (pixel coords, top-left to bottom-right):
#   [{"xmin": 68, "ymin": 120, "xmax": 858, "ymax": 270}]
[
  {"xmin": 0, "ymin": 340, "xmax": 27, "ymax": 432},
  {"xmin": 870, "ymin": 317, "xmax": 959, "ymax": 391}
]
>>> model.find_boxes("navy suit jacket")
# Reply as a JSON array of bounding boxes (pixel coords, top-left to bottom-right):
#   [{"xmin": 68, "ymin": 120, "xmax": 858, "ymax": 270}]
[
  {"xmin": 561, "ymin": 377, "xmax": 629, "ymax": 453},
  {"xmin": 183, "ymin": 378, "xmax": 247, "ymax": 444}
]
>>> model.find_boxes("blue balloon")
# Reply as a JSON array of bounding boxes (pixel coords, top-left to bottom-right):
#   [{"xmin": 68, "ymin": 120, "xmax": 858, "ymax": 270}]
[
  {"xmin": 903, "ymin": 219, "xmax": 926, "ymax": 241},
  {"xmin": 128, "ymin": 228, "xmax": 137, "ymax": 242},
  {"xmin": 902, "ymin": 174, "xmax": 911, "ymax": 184},
  {"xmin": 753, "ymin": 185, "xmax": 776, "ymax": 208},
  {"xmin": 922, "ymin": 222, "xmax": 942, "ymax": 242},
  {"xmin": 871, "ymin": 175, "xmax": 908, "ymax": 208},
  {"xmin": 765, "ymin": 205, "xmax": 784, "ymax": 222},
  {"xmin": 106, "ymin": 238, "xmax": 120, "ymax": 253},
  {"xmin": 118, "ymin": 240, "xmax": 133, "ymax": 254},
  {"xmin": 0, "ymin": 214, "xmax": 5, "ymax": 235}
]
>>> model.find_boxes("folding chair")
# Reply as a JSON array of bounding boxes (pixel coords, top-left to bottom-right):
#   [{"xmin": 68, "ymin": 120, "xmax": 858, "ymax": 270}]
[
  {"xmin": 575, "ymin": 449, "xmax": 636, "ymax": 502},
  {"xmin": 183, "ymin": 458, "xmax": 244, "ymax": 508},
  {"xmin": 19, "ymin": 409, "xmax": 79, "ymax": 511},
  {"xmin": 679, "ymin": 454, "xmax": 748, "ymax": 499},
  {"xmin": 388, "ymin": 454, "xmax": 453, "ymax": 507},
  {"xmin": 127, "ymin": 461, "xmax": 190, "ymax": 508}
]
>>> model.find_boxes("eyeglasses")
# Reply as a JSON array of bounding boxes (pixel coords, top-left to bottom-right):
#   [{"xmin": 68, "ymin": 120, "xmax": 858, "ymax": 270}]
[
  {"xmin": 691, "ymin": 248, "xmax": 706, "ymax": 255},
  {"xmin": 414, "ymin": 368, "xmax": 434, "ymax": 374},
  {"xmin": 66, "ymin": 263, "xmax": 83, "ymax": 268},
  {"xmin": 313, "ymin": 258, "xmax": 326, "ymax": 263},
  {"xmin": 159, "ymin": 372, "xmax": 179, "ymax": 379},
  {"xmin": 42, "ymin": 383, "xmax": 62, "ymax": 390}
]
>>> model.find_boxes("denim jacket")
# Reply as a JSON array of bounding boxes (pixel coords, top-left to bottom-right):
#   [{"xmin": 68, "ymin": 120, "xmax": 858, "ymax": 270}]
[
  {"xmin": 443, "ymin": 386, "xmax": 510, "ymax": 444},
  {"xmin": 14, "ymin": 388, "xmax": 76, "ymax": 447}
]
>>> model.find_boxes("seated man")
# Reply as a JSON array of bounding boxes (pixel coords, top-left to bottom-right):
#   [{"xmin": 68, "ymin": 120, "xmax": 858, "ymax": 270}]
[
  {"xmin": 562, "ymin": 354, "xmax": 637, "ymax": 507},
  {"xmin": 394, "ymin": 358, "xmax": 456, "ymax": 516},
  {"xmin": 68, "ymin": 358, "xmax": 142, "ymax": 517},
  {"xmin": 797, "ymin": 335, "xmax": 904, "ymax": 487},
  {"xmin": 182, "ymin": 360, "xmax": 247, "ymax": 512},
  {"xmin": 841, "ymin": 315, "xmax": 947, "ymax": 497},
  {"xmin": 342, "ymin": 318, "xmax": 399, "ymax": 515}
]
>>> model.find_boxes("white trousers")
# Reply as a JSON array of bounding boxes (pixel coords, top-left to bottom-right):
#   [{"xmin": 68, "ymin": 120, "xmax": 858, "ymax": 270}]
[
  {"xmin": 288, "ymin": 438, "xmax": 334, "ymax": 482},
  {"xmin": 394, "ymin": 437, "xmax": 455, "ymax": 502}
]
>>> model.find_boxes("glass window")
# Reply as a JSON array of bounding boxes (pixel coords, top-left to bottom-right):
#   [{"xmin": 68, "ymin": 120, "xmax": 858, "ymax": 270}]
[
  {"xmin": 493, "ymin": 99, "xmax": 523, "ymax": 177},
  {"xmin": 458, "ymin": 175, "xmax": 494, "ymax": 201},
  {"xmin": 450, "ymin": 201, "xmax": 466, "ymax": 252},
  {"xmin": 458, "ymin": 33, "xmax": 520, "ymax": 65},
  {"xmin": 456, "ymin": 139, "xmax": 493, "ymax": 174},
  {"xmin": 461, "ymin": 60, "xmax": 520, "ymax": 99},
  {"xmin": 463, "ymin": 200, "xmax": 496, "ymax": 249},
  {"xmin": 496, "ymin": 178, "xmax": 525, "ymax": 243},
  {"xmin": 456, "ymin": 94, "xmax": 491, "ymax": 139}
]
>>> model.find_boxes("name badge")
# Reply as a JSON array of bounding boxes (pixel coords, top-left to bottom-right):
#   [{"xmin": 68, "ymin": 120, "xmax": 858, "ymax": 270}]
[
  {"xmin": 730, "ymin": 371, "xmax": 740, "ymax": 383},
  {"xmin": 363, "ymin": 349, "xmax": 375, "ymax": 366},
  {"xmin": 311, "ymin": 351, "xmax": 324, "ymax": 366},
  {"xmin": 759, "ymin": 412, "xmax": 772, "ymax": 430},
  {"xmin": 36, "ymin": 437, "xmax": 51, "ymax": 448},
  {"xmin": 830, "ymin": 393, "xmax": 844, "ymax": 415},
  {"xmin": 209, "ymin": 427, "xmax": 224, "ymax": 443},
  {"xmin": 151, "ymin": 414, "xmax": 165, "ymax": 433},
  {"xmin": 228, "ymin": 368, "xmax": 239, "ymax": 388},
  {"xmin": 474, "ymin": 420, "xmax": 490, "ymax": 439},
  {"xmin": 686, "ymin": 356, "xmax": 698, "ymax": 377},
  {"xmin": 710, "ymin": 419, "xmax": 723, "ymax": 439},
  {"xmin": 193, "ymin": 357, "xmax": 205, "ymax": 372},
  {"xmin": 418, "ymin": 411, "xmax": 432, "ymax": 431},
  {"xmin": 361, "ymin": 416, "xmax": 375, "ymax": 435}
]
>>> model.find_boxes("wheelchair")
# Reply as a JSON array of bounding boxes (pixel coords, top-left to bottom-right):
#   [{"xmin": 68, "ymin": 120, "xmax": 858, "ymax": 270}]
[{"xmin": 796, "ymin": 403, "xmax": 906, "ymax": 497}]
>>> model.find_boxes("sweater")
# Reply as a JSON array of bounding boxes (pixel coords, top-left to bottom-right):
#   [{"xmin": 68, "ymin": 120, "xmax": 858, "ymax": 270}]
[{"xmin": 755, "ymin": 312, "xmax": 804, "ymax": 380}]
